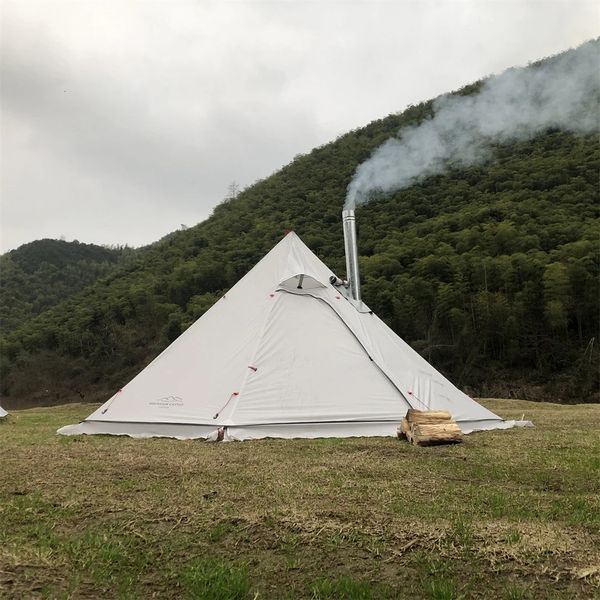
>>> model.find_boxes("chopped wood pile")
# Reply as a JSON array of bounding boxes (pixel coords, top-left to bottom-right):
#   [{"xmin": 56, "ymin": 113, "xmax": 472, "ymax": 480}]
[{"xmin": 397, "ymin": 409, "xmax": 463, "ymax": 446}]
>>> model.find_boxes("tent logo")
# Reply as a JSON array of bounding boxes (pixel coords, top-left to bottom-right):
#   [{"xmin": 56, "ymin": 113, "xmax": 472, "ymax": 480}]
[{"xmin": 149, "ymin": 395, "xmax": 184, "ymax": 407}]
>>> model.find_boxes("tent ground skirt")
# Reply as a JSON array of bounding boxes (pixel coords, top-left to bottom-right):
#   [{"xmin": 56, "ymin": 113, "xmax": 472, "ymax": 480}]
[{"xmin": 57, "ymin": 417, "xmax": 526, "ymax": 440}]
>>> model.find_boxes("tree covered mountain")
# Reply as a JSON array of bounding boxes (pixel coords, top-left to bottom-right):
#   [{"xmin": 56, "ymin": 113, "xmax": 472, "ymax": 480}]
[
  {"xmin": 0, "ymin": 239, "xmax": 127, "ymax": 334},
  {"xmin": 1, "ymin": 49, "xmax": 598, "ymax": 405}
]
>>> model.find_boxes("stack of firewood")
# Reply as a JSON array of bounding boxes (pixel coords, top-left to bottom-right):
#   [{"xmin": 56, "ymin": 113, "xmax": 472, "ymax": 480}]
[{"xmin": 397, "ymin": 409, "xmax": 463, "ymax": 446}]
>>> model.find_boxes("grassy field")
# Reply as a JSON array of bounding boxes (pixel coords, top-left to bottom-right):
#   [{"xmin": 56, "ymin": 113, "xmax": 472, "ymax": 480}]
[{"xmin": 0, "ymin": 400, "xmax": 599, "ymax": 600}]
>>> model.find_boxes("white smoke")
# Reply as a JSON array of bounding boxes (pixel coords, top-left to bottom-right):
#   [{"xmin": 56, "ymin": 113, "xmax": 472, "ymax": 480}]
[{"xmin": 345, "ymin": 40, "xmax": 600, "ymax": 209}]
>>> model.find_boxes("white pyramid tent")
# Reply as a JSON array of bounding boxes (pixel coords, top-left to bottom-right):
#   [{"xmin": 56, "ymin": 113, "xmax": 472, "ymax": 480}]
[
  {"xmin": 0, "ymin": 406, "xmax": 7, "ymax": 418},
  {"xmin": 59, "ymin": 232, "xmax": 521, "ymax": 440}
]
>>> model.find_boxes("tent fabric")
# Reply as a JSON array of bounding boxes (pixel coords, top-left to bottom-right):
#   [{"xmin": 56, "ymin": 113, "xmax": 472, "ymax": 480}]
[
  {"xmin": 58, "ymin": 232, "xmax": 515, "ymax": 440},
  {"xmin": 0, "ymin": 406, "xmax": 7, "ymax": 418}
]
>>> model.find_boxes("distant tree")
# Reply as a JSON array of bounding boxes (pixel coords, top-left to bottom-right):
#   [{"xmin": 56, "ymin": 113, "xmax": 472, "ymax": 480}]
[{"xmin": 226, "ymin": 181, "xmax": 241, "ymax": 200}]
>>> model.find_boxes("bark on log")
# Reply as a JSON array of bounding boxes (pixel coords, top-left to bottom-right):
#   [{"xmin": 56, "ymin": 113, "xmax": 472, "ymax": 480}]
[{"xmin": 411, "ymin": 422, "xmax": 463, "ymax": 446}]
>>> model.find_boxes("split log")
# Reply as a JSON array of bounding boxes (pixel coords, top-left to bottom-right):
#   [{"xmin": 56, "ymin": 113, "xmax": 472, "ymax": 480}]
[
  {"xmin": 406, "ymin": 409, "xmax": 452, "ymax": 424},
  {"xmin": 411, "ymin": 422, "xmax": 463, "ymax": 446},
  {"xmin": 398, "ymin": 409, "xmax": 463, "ymax": 446},
  {"xmin": 396, "ymin": 417, "xmax": 412, "ymax": 442}
]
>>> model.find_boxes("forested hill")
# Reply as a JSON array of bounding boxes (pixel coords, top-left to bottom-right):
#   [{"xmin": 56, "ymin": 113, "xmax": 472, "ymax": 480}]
[
  {"xmin": 0, "ymin": 239, "xmax": 126, "ymax": 333},
  {"xmin": 1, "ymin": 49, "xmax": 598, "ymax": 406}
]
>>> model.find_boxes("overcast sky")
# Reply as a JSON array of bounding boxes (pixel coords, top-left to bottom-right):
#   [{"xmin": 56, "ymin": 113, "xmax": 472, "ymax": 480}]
[{"xmin": 0, "ymin": 1, "xmax": 597, "ymax": 253}]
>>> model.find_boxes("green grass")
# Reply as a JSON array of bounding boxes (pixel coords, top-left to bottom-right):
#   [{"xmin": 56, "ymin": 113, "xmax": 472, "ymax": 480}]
[
  {"xmin": 180, "ymin": 559, "xmax": 250, "ymax": 600},
  {"xmin": 309, "ymin": 575, "xmax": 394, "ymax": 599},
  {"xmin": 0, "ymin": 399, "xmax": 599, "ymax": 599}
]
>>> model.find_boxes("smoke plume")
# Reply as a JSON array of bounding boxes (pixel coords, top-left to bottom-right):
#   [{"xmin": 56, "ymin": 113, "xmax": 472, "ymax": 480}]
[{"xmin": 345, "ymin": 40, "xmax": 599, "ymax": 209}]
